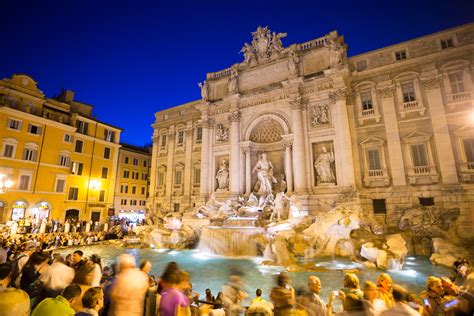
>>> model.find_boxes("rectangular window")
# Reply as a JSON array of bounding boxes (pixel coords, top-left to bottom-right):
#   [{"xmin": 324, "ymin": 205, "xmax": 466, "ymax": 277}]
[
  {"xmin": 104, "ymin": 147, "xmax": 111, "ymax": 159},
  {"xmin": 463, "ymin": 138, "xmax": 474, "ymax": 162},
  {"xmin": 158, "ymin": 172, "xmax": 164, "ymax": 186},
  {"xmin": 3, "ymin": 144, "xmax": 14, "ymax": 158},
  {"xmin": 28, "ymin": 124, "xmax": 41, "ymax": 135},
  {"xmin": 134, "ymin": 172, "xmax": 139, "ymax": 180},
  {"xmin": 440, "ymin": 38, "xmax": 454, "ymax": 49},
  {"xmin": 174, "ymin": 203, "xmax": 180, "ymax": 212},
  {"xmin": 55, "ymin": 179, "xmax": 66, "ymax": 193},
  {"xmin": 401, "ymin": 82, "xmax": 416, "ymax": 102},
  {"xmin": 419, "ymin": 197, "xmax": 435, "ymax": 206},
  {"xmin": 130, "ymin": 200, "xmax": 137, "ymax": 206},
  {"xmin": 121, "ymin": 199, "xmax": 127, "ymax": 205},
  {"xmin": 194, "ymin": 168, "xmax": 201, "ymax": 184},
  {"xmin": 120, "ymin": 184, "xmax": 128, "ymax": 194},
  {"xmin": 196, "ymin": 127, "xmax": 203, "ymax": 142},
  {"xmin": 76, "ymin": 120, "xmax": 88, "ymax": 134},
  {"xmin": 75, "ymin": 140, "xmax": 83, "ymax": 153},
  {"xmin": 372, "ymin": 199, "xmax": 387, "ymax": 214},
  {"xmin": 174, "ymin": 170, "xmax": 182, "ymax": 185},
  {"xmin": 395, "ymin": 49, "xmax": 407, "ymax": 61},
  {"xmin": 99, "ymin": 189, "xmax": 106, "ymax": 202},
  {"xmin": 141, "ymin": 173, "xmax": 147, "ymax": 180},
  {"xmin": 132, "ymin": 186, "xmax": 136, "ymax": 194},
  {"xmin": 140, "ymin": 200, "xmax": 146, "ymax": 206},
  {"xmin": 123, "ymin": 170, "xmax": 129, "ymax": 178},
  {"xmin": 124, "ymin": 156, "xmax": 129, "ymax": 164},
  {"xmin": 361, "ymin": 91, "xmax": 373, "ymax": 110},
  {"xmin": 411, "ymin": 144, "xmax": 428, "ymax": 167},
  {"xmin": 143, "ymin": 160, "xmax": 147, "ymax": 167},
  {"xmin": 7, "ymin": 119, "xmax": 21, "ymax": 130},
  {"xmin": 68, "ymin": 187, "xmax": 79, "ymax": 200},
  {"xmin": 367, "ymin": 149, "xmax": 381, "ymax": 170},
  {"xmin": 101, "ymin": 167, "xmax": 108, "ymax": 179},
  {"xmin": 64, "ymin": 134, "xmax": 73, "ymax": 143},
  {"xmin": 22, "ymin": 148, "xmax": 37, "ymax": 161},
  {"xmin": 133, "ymin": 158, "xmax": 139, "ymax": 166},
  {"xmin": 177, "ymin": 131, "xmax": 184, "ymax": 145},
  {"xmin": 141, "ymin": 187, "xmax": 145, "ymax": 194},
  {"xmin": 161, "ymin": 134, "xmax": 167, "ymax": 147},
  {"xmin": 104, "ymin": 130, "xmax": 115, "ymax": 142},
  {"xmin": 18, "ymin": 175, "xmax": 31, "ymax": 190},
  {"xmin": 71, "ymin": 162, "xmax": 83, "ymax": 175},
  {"xmin": 448, "ymin": 72, "xmax": 465, "ymax": 94},
  {"xmin": 59, "ymin": 155, "xmax": 70, "ymax": 167}
]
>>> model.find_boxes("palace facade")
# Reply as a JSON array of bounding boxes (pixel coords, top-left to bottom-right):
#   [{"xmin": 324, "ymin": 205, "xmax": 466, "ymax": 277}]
[{"xmin": 149, "ymin": 23, "xmax": 474, "ymax": 237}]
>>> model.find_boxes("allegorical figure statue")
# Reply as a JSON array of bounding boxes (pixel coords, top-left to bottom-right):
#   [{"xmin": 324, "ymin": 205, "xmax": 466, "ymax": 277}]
[
  {"xmin": 326, "ymin": 39, "xmax": 344, "ymax": 68},
  {"xmin": 198, "ymin": 81, "xmax": 209, "ymax": 100},
  {"xmin": 216, "ymin": 160, "xmax": 229, "ymax": 190},
  {"xmin": 228, "ymin": 66, "xmax": 238, "ymax": 94},
  {"xmin": 252, "ymin": 152, "xmax": 277, "ymax": 196},
  {"xmin": 314, "ymin": 145, "xmax": 336, "ymax": 184}
]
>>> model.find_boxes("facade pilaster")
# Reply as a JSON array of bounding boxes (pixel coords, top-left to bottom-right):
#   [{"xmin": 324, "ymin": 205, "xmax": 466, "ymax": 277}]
[
  {"xmin": 244, "ymin": 148, "xmax": 251, "ymax": 194},
  {"xmin": 183, "ymin": 122, "xmax": 194, "ymax": 197},
  {"xmin": 422, "ymin": 74, "xmax": 458, "ymax": 183},
  {"xmin": 228, "ymin": 110, "xmax": 241, "ymax": 194},
  {"xmin": 148, "ymin": 131, "xmax": 160, "ymax": 211},
  {"xmin": 289, "ymin": 97, "xmax": 308, "ymax": 193},
  {"xmin": 200, "ymin": 117, "xmax": 213, "ymax": 196},
  {"xmin": 283, "ymin": 142, "xmax": 293, "ymax": 193},
  {"xmin": 165, "ymin": 125, "xmax": 175, "ymax": 202},
  {"xmin": 378, "ymin": 84, "xmax": 407, "ymax": 186}
]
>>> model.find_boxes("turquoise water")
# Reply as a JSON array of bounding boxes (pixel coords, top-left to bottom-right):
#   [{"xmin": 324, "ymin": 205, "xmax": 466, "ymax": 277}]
[{"xmin": 60, "ymin": 244, "xmax": 453, "ymax": 304}]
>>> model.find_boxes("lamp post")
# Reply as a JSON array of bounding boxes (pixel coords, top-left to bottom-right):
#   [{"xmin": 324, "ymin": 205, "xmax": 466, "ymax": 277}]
[{"xmin": 0, "ymin": 174, "xmax": 13, "ymax": 194}]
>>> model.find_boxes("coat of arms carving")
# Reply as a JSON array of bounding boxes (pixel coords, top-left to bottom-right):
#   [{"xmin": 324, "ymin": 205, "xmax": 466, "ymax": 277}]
[{"xmin": 240, "ymin": 26, "xmax": 287, "ymax": 65}]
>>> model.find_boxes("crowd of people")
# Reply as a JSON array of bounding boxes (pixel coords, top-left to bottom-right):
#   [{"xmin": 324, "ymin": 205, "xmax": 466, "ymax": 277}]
[{"xmin": 0, "ymin": 236, "xmax": 473, "ymax": 316}]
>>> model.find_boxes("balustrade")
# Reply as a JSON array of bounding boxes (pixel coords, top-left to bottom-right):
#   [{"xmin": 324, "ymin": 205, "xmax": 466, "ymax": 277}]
[{"xmin": 447, "ymin": 91, "xmax": 471, "ymax": 103}]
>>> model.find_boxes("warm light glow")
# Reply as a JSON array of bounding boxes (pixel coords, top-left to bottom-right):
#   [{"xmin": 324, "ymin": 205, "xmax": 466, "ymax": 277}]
[
  {"xmin": 0, "ymin": 174, "xmax": 13, "ymax": 193},
  {"xmin": 89, "ymin": 179, "xmax": 101, "ymax": 190}
]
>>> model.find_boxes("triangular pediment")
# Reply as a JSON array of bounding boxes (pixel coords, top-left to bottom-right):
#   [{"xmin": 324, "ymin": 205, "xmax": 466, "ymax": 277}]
[
  {"xmin": 360, "ymin": 136, "xmax": 385, "ymax": 146},
  {"xmin": 403, "ymin": 130, "xmax": 431, "ymax": 142},
  {"xmin": 454, "ymin": 124, "xmax": 474, "ymax": 137}
]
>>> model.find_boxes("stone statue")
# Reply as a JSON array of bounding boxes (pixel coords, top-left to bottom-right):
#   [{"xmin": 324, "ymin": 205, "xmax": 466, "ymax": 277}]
[
  {"xmin": 326, "ymin": 39, "xmax": 344, "ymax": 68},
  {"xmin": 240, "ymin": 43, "xmax": 255, "ymax": 64},
  {"xmin": 215, "ymin": 123, "xmax": 228, "ymax": 142},
  {"xmin": 229, "ymin": 67, "xmax": 238, "ymax": 93},
  {"xmin": 216, "ymin": 160, "xmax": 229, "ymax": 190},
  {"xmin": 271, "ymin": 31, "xmax": 286, "ymax": 53},
  {"xmin": 288, "ymin": 50, "xmax": 299, "ymax": 76},
  {"xmin": 198, "ymin": 81, "xmax": 209, "ymax": 100},
  {"xmin": 241, "ymin": 26, "xmax": 287, "ymax": 64},
  {"xmin": 314, "ymin": 146, "xmax": 336, "ymax": 184},
  {"xmin": 252, "ymin": 152, "xmax": 277, "ymax": 196}
]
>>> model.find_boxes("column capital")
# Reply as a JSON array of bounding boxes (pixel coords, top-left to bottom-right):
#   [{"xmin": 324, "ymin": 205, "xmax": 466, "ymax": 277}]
[
  {"xmin": 185, "ymin": 126, "xmax": 194, "ymax": 135},
  {"xmin": 328, "ymin": 88, "xmax": 347, "ymax": 104},
  {"xmin": 202, "ymin": 117, "xmax": 215, "ymax": 129},
  {"xmin": 167, "ymin": 125, "xmax": 176, "ymax": 135},
  {"xmin": 282, "ymin": 141, "xmax": 293, "ymax": 149},
  {"xmin": 421, "ymin": 75, "xmax": 443, "ymax": 90},
  {"xmin": 289, "ymin": 96, "xmax": 307, "ymax": 110},
  {"xmin": 377, "ymin": 85, "xmax": 396, "ymax": 99},
  {"xmin": 228, "ymin": 110, "xmax": 241, "ymax": 123}
]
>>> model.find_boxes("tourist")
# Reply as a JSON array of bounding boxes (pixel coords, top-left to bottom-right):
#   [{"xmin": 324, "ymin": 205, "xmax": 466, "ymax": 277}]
[
  {"xmin": 222, "ymin": 272, "xmax": 248, "ymax": 316},
  {"xmin": 32, "ymin": 284, "xmax": 82, "ymax": 316},
  {"xmin": 20, "ymin": 251, "xmax": 50, "ymax": 302},
  {"xmin": 377, "ymin": 273, "xmax": 394, "ymax": 308},
  {"xmin": 381, "ymin": 285, "xmax": 420, "ymax": 316},
  {"xmin": 206, "ymin": 288, "xmax": 215, "ymax": 302},
  {"xmin": 248, "ymin": 288, "xmax": 273, "ymax": 316},
  {"xmin": 109, "ymin": 253, "xmax": 148, "ymax": 316},
  {"xmin": 0, "ymin": 262, "xmax": 30, "ymax": 316},
  {"xmin": 76, "ymin": 287, "xmax": 104, "ymax": 316},
  {"xmin": 420, "ymin": 276, "xmax": 446, "ymax": 316},
  {"xmin": 12, "ymin": 240, "xmax": 36, "ymax": 287},
  {"xmin": 140, "ymin": 259, "xmax": 153, "ymax": 275},
  {"xmin": 456, "ymin": 272, "xmax": 474, "ymax": 315},
  {"xmin": 71, "ymin": 262, "xmax": 96, "ymax": 311},
  {"xmin": 89, "ymin": 254, "xmax": 102, "ymax": 287},
  {"xmin": 72, "ymin": 250, "xmax": 85, "ymax": 270},
  {"xmin": 270, "ymin": 271, "xmax": 295, "ymax": 316},
  {"xmin": 363, "ymin": 281, "xmax": 388, "ymax": 316},
  {"xmin": 440, "ymin": 277, "xmax": 458, "ymax": 297},
  {"xmin": 158, "ymin": 261, "xmax": 179, "ymax": 294},
  {"xmin": 159, "ymin": 269, "xmax": 189, "ymax": 316},
  {"xmin": 299, "ymin": 275, "xmax": 330, "ymax": 316},
  {"xmin": 0, "ymin": 241, "xmax": 7, "ymax": 263},
  {"xmin": 341, "ymin": 273, "xmax": 364, "ymax": 300},
  {"xmin": 39, "ymin": 254, "xmax": 75, "ymax": 297}
]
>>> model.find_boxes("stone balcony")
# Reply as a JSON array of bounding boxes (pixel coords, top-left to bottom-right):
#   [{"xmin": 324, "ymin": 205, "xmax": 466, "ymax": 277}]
[
  {"xmin": 459, "ymin": 162, "xmax": 474, "ymax": 182},
  {"xmin": 399, "ymin": 100, "xmax": 426, "ymax": 118},
  {"xmin": 446, "ymin": 91, "xmax": 472, "ymax": 109},
  {"xmin": 363, "ymin": 169, "xmax": 390, "ymax": 187},
  {"xmin": 407, "ymin": 165, "xmax": 439, "ymax": 185},
  {"xmin": 357, "ymin": 108, "xmax": 381, "ymax": 125}
]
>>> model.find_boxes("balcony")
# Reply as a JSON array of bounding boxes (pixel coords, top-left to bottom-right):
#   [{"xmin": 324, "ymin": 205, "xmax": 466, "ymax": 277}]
[
  {"xmin": 407, "ymin": 165, "xmax": 439, "ymax": 185},
  {"xmin": 364, "ymin": 168, "xmax": 390, "ymax": 187},
  {"xmin": 399, "ymin": 100, "xmax": 426, "ymax": 118},
  {"xmin": 446, "ymin": 91, "xmax": 472, "ymax": 109},
  {"xmin": 459, "ymin": 162, "xmax": 474, "ymax": 182},
  {"xmin": 358, "ymin": 108, "xmax": 381, "ymax": 125}
]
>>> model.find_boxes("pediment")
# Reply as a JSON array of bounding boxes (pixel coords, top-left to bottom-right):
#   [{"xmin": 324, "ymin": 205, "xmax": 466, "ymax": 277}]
[
  {"xmin": 360, "ymin": 136, "xmax": 385, "ymax": 146},
  {"xmin": 454, "ymin": 124, "xmax": 474, "ymax": 138},
  {"xmin": 403, "ymin": 130, "xmax": 431, "ymax": 143}
]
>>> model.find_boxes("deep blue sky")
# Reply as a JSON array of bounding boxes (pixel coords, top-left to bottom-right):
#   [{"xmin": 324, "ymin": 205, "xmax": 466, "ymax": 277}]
[{"xmin": 1, "ymin": 0, "xmax": 472, "ymax": 146}]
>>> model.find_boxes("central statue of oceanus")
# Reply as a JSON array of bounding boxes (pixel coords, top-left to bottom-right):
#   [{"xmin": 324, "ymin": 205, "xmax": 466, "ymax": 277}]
[{"xmin": 252, "ymin": 152, "xmax": 277, "ymax": 196}]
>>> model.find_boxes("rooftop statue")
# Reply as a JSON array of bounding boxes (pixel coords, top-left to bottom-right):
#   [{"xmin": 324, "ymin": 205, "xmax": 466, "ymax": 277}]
[
  {"xmin": 198, "ymin": 81, "xmax": 209, "ymax": 101},
  {"xmin": 240, "ymin": 26, "xmax": 287, "ymax": 64},
  {"xmin": 325, "ymin": 38, "xmax": 345, "ymax": 69}
]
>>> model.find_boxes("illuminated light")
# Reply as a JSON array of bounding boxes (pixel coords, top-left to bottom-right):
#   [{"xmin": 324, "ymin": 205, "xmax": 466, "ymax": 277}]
[
  {"xmin": 89, "ymin": 180, "xmax": 101, "ymax": 190},
  {"xmin": 168, "ymin": 250, "xmax": 179, "ymax": 256},
  {"xmin": 406, "ymin": 256, "xmax": 416, "ymax": 261},
  {"xmin": 405, "ymin": 261, "xmax": 416, "ymax": 266},
  {"xmin": 150, "ymin": 243, "xmax": 155, "ymax": 248},
  {"xmin": 155, "ymin": 248, "xmax": 169, "ymax": 253}
]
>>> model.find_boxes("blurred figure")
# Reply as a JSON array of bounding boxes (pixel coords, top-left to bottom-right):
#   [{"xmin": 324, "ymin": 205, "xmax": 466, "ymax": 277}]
[
  {"xmin": 377, "ymin": 273, "xmax": 394, "ymax": 308},
  {"xmin": 455, "ymin": 272, "xmax": 474, "ymax": 316},
  {"xmin": 89, "ymin": 254, "xmax": 102, "ymax": 287},
  {"xmin": 76, "ymin": 287, "xmax": 104, "ymax": 316},
  {"xmin": 420, "ymin": 276, "xmax": 445, "ymax": 316},
  {"xmin": 108, "ymin": 253, "xmax": 148, "ymax": 316},
  {"xmin": 0, "ymin": 262, "xmax": 30, "ymax": 316},
  {"xmin": 270, "ymin": 271, "xmax": 295, "ymax": 316},
  {"xmin": 249, "ymin": 288, "xmax": 273, "ymax": 316},
  {"xmin": 40, "ymin": 255, "xmax": 75, "ymax": 297},
  {"xmin": 342, "ymin": 273, "xmax": 364, "ymax": 300},
  {"xmin": 71, "ymin": 262, "xmax": 96, "ymax": 311},
  {"xmin": 205, "ymin": 288, "xmax": 215, "ymax": 302},
  {"xmin": 159, "ymin": 269, "xmax": 189, "ymax": 316},
  {"xmin": 72, "ymin": 250, "xmax": 85, "ymax": 270},
  {"xmin": 381, "ymin": 285, "xmax": 419, "ymax": 316},
  {"xmin": 32, "ymin": 283, "xmax": 82, "ymax": 316},
  {"xmin": 140, "ymin": 260, "xmax": 152, "ymax": 275},
  {"xmin": 222, "ymin": 272, "xmax": 248, "ymax": 316},
  {"xmin": 364, "ymin": 281, "xmax": 387, "ymax": 316}
]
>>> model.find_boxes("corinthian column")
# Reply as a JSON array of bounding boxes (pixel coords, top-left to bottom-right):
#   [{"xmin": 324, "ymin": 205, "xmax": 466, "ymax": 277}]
[
  {"xmin": 165, "ymin": 125, "xmax": 175, "ymax": 202},
  {"xmin": 289, "ymin": 97, "xmax": 308, "ymax": 193},
  {"xmin": 283, "ymin": 142, "xmax": 293, "ymax": 193},
  {"xmin": 200, "ymin": 117, "xmax": 214, "ymax": 196},
  {"xmin": 183, "ymin": 122, "xmax": 193, "ymax": 198},
  {"xmin": 228, "ymin": 110, "xmax": 241, "ymax": 194},
  {"xmin": 244, "ymin": 148, "xmax": 251, "ymax": 194}
]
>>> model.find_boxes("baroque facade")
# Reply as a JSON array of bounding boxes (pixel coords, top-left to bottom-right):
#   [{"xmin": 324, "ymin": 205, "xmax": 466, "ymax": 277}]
[{"xmin": 149, "ymin": 24, "xmax": 474, "ymax": 237}]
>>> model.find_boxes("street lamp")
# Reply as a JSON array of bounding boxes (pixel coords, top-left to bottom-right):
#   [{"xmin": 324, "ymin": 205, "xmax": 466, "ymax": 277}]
[{"xmin": 0, "ymin": 174, "xmax": 13, "ymax": 194}]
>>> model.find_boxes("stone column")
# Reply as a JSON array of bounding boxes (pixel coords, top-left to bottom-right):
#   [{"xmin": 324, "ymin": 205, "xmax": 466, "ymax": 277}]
[
  {"xmin": 165, "ymin": 125, "xmax": 175, "ymax": 204},
  {"xmin": 183, "ymin": 122, "xmax": 194, "ymax": 199},
  {"xmin": 329, "ymin": 88, "xmax": 355, "ymax": 186},
  {"xmin": 284, "ymin": 142, "xmax": 293, "ymax": 193},
  {"xmin": 244, "ymin": 148, "xmax": 251, "ymax": 194},
  {"xmin": 422, "ymin": 75, "xmax": 458, "ymax": 183},
  {"xmin": 240, "ymin": 149, "xmax": 246, "ymax": 194},
  {"xmin": 200, "ymin": 117, "xmax": 214, "ymax": 196},
  {"xmin": 290, "ymin": 97, "xmax": 308, "ymax": 193},
  {"xmin": 228, "ymin": 110, "xmax": 241, "ymax": 195},
  {"xmin": 148, "ymin": 131, "xmax": 160, "ymax": 212},
  {"xmin": 378, "ymin": 85, "xmax": 407, "ymax": 186}
]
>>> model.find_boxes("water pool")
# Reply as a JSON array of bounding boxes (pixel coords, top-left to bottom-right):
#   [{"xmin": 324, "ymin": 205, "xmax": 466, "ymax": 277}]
[{"xmin": 60, "ymin": 244, "xmax": 453, "ymax": 304}]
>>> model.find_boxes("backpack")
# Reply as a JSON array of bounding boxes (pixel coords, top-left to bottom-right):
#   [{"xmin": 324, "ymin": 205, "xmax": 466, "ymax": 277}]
[{"xmin": 10, "ymin": 253, "xmax": 28, "ymax": 288}]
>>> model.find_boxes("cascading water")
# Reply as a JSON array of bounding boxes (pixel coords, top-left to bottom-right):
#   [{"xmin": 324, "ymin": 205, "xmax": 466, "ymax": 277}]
[{"xmin": 198, "ymin": 226, "xmax": 265, "ymax": 256}]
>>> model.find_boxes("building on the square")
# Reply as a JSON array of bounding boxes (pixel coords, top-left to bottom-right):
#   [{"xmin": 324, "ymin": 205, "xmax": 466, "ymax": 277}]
[
  {"xmin": 113, "ymin": 144, "xmax": 151, "ymax": 222},
  {"xmin": 0, "ymin": 74, "xmax": 122, "ymax": 223},
  {"xmin": 149, "ymin": 23, "xmax": 474, "ymax": 237}
]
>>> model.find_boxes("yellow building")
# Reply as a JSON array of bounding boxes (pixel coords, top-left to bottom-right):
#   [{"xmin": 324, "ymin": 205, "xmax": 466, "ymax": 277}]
[
  {"xmin": 113, "ymin": 144, "xmax": 151, "ymax": 222},
  {"xmin": 0, "ymin": 74, "xmax": 122, "ymax": 224}
]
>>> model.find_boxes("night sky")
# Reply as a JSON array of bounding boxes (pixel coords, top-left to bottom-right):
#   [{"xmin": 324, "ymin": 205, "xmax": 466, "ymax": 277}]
[{"xmin": 1, "ymin": 0, "xmax": 472, "ymax": 146}]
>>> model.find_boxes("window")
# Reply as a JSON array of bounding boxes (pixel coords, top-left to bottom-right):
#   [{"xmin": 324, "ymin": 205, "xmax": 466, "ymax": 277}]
[
  {"xmin": 394, "ymin": 49, "xmax": 407, "ymax": 61},
  {"xmin": 163, "ymin": 114, "xmax": 168, "ymax": 120},
  {"xmin": 71, "ymin": 162, "xmax": 83, "ymax": 175},
  {"xmin": 161, "ymin": 134, "xmax": 167, "ymax": 147},
  {"xmin": 132, "ymin": 186, "xmax": 136, "ymax": 194},
  {"xmin": 196, "ymin": 127, "xmax": 203, "ymax": 142},
  {"xmin": 401, "ymin": 82, "xmax": 416, "ymax": 102},
  {"xmin": 356, "ymin": 60, "xmax": 367, "ymax": 71},
  {"xmin": 440, "ymin": 38, "xmax": 454, "ymax": 49},
  {"xmin": 104, "ymin": 147, "xmax": 110, "ymax": 159},
  {"xmin": 133, "ymin": 172, "xmax": 139, "ymax": 180},
  {"xmin": 68, "ymin": 187, "xmax": 79, "ymax": 200},
  {"xmin": 76, "ymin": 120, "xmax": 88, "ymax": 134},
  {"xmin": 361, "ymin": 91, "xmax": 373, "ymax": 110},
  {"xmin": 28, "ymin": 124, "xmax": 41, "ymax": 135},
  {"xmin": 55, "ymin": 179, "xmax": 66, "ymax": 192},
  {"xmin": 372, "ymin": 199, "xmax": 387, "ymax": 214},
  {"xmin": 194, "ymin": 168, "xmax": 201, "ymax": 184},
  {"xmin": 177, "ymin": 131, "xmax": 184, "ymax": 145},
  {"xmin": 367, "ymin": 149, "xmax": 381, "ymax": 170},
  {"xmin": 124, "ymin": 156, "xmax": 129, "ymax": 164},
  {"xmin": 99, "ymin": 189, "xmax": 106, "ymax": 202},
  {"xmin": 141, "ymin": 173, "xmax": 147, "ymax": 180},
  {"xmin": 104, "ymin": 129, "xmax": 115, "ymax": 142},
  {"xmin": 419, "ymin": 197, "xmax": 435, "ymax": 206},
  {"xmin": 121, "ymin": 199, "xmax": 127, "ymax": 205},
  {"xmin": 64, "ymin": 134, "xmax": 73, "ymax": 143},
  {"xmin": 174, "ymin": 203, "xmax": 180, "ymax": 212},
  {"xmin": 130, "ymin": 200, "xmax": 137, "ymax": 206},
  {"xmin": 140, "ymin": 200, "xmax": 146, "ymax": 206},
  {"xmin": 174, "ymin": 170, "xmax": 182, "ymax": 185},
  {"xmin": 133, "ymin": 158, "xmax": 139, "ymax": 166},
  {"xmin": 123, "ymin": 170, "xmax": 130, "ymax": 178},
  {"xmin": 463, "ymin": 138, "xmax": 474, "ymax": 162},
  {"xmin": 18, "ymin": 175, "xmax": 31, "ymax": 190},
  {"xmin": 3, "ymin": 144, "xmax": 14, "ymax": 158},
  {"xmin": 75, "ymin": 140, "xmax": 83, "ymax": 153},
  {"xmin": 120, "ymin": 184, "xmax": 128, "ymax": 194},
  {"xmin": 23, "ymin": 148, "xmax": 37, "ymax": 161},
  {"xmin": 143, "ymin": 160, "xmax": 148, "ymax": 167},
  {"xmin": 411, "ymin": 144, "xmax": 428, "ymax": 167},
  {"xmin": 59, "ymin": 154, "xmax": 70, "ymax": 167},
  {"xmin": 141, "ymin": 187, "xmax": 145, "ymax": 194},
  {"xmin": 158, "ymin": 172, "xmax": 165, "ymax": 186},
  {"xmin": 7, "ymin": 119, "xmax": 20, "ymax": 130},
  {"xmin": 101, "ymin": 167, "xmax": 108, "ymax": 179},
  {"xmin": 448, "ymin": 72, "xmax": 465, "ymax": 94}
]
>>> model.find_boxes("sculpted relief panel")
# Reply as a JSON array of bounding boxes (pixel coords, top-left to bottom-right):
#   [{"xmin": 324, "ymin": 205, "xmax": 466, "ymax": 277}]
[{"xmin": 310, "ymin": 103, "xmax": 331, "ymax": 127}]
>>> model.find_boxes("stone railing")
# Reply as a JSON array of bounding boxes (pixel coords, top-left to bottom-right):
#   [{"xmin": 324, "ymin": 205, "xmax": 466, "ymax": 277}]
[
  {"xmin": 363, "ymin": 168, "xmax": 390, "ymax": 187},
  {"xmin": 460, "ymin": 162, "xmax": 474, "ymax": 182},
  {"xmin": 413, "ymin": 166, "xmax": 431, "ymax": 174},
  {"xmin": 300, "ymin": 36, "xmax": 328, "ymax": 51},
  {"xmin": 407, "ymin": 165, "xmax": 439, "ymax": 185},
  {"xmin": 208, "ymin": 68, "xmax": 232, "ymax": 80},
  {"xmin": 362, "ymin": 108, "xmax": 375, "ymax": 117},
  {"xmin": 447, "ymin": 91, "xmax": 471, "ymax": 103},
  {"xmin": 403, "ymin": 100, "xmax": 419, "ymax": 110},
  {"xmin": 368, "ymin": 169, "xmax": 384, "ymax": 177},
  {"xmin": 399, "ymin": 100, "xmax": 426, "ymax": 118}
]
